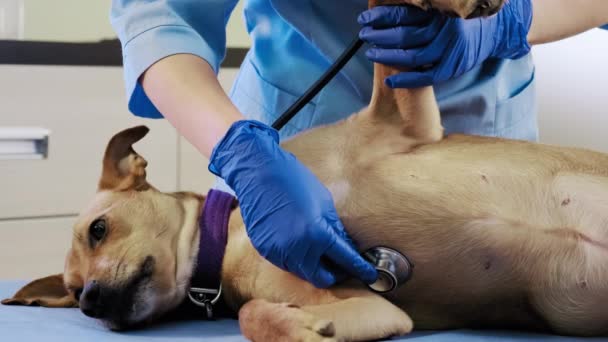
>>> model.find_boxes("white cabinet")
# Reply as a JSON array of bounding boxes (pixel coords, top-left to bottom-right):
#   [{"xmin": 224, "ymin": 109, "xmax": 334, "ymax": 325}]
[
  {"xmin": 0, "ymin": 216, "xmax": 73, "ymax": 279},
  {"xmin": 0, "ymin": 65, "xmax": 179, "ymax": 219},
  {"xmin": 0, "ymin": 64, "xmax": 239, "ymax": 279}
]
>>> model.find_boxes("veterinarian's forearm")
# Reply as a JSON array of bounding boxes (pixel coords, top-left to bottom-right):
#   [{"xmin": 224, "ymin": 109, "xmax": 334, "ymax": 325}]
[
  {"xmin": 528, "ymin": 0, "xmax": 608, "ymax": 45},
  {"xmin": 141, "ymin": 54, "xmax": 244, "ymax": 157}
]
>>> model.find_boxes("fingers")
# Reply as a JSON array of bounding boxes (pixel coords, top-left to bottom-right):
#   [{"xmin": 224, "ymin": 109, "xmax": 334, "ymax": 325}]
[
  {"xmin": 359, "ymin": 18, "xmax": 442, "ymax": 49},
  {"xmin": 385, "ymin": 70, "xmax": 435, "ymax": 88},
  {"xmin": 306, "ymin": 264, "xmax": 338, "ymax": 289},
  {"xmin": 294, "ymin": 219, "xmax": 377, "ymax": 287},
  {"xmin": 323, "ymin": 221, "xmax": 378, "ymax": 285},
  {"xmin": 358, "ymin": 6, "xmax": 433, "ymax": 27},
  {"xmin": 294, "ymin": 242, "xmax": 338, "ymax": 288},
  {"xmin": 359, "ymin": 26, "xmax": 430, "ymax": 49},
  {"xmin": 359, "ymin": 8, "xmax": 446, "ymax": 72},
  {"xmin": 365, "ymin": 47, "xmax": 438, "ymax": 69}
]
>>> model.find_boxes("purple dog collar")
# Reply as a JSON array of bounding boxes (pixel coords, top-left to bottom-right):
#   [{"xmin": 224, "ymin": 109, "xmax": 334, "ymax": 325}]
[{"xmin": 187, "ymin": 189, "xmax": 236, "ymax": 319}]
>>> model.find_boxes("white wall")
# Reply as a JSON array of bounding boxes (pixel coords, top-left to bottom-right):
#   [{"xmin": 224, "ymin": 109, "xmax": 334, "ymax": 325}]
[
  {"xmin": 533, "ymin": 28, "xmax": 608, "ymax": 153},
  {"xmin": 22, "ymin": 0, "xmax": 251, "ymax": 47}
]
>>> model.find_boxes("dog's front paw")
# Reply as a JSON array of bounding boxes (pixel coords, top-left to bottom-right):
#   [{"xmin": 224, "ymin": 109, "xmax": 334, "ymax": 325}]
[{"xmin": 239, "ymin": 299, "xmax": 337, "ymax": 342}]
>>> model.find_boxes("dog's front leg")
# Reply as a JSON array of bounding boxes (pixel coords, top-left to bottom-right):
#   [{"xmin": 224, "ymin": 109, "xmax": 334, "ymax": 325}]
[
  {"xmin": 238, "ymin": 288, "xmax": 412, "ymax": 342},
  {"xmin": 301, "ymin": 288, "xmax": 413, "ymax": 341}
]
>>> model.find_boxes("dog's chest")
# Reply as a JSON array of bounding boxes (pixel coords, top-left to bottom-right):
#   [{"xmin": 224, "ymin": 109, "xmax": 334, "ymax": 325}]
[{"xmin": 326, "ymin": 180, "xmax": 351, "ymax": 208}]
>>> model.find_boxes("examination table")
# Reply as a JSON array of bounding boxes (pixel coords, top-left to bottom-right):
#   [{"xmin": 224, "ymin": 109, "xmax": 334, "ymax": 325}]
[{"xmin": 1, "ymin": 281, "xmax": 603, "ymax": 341}]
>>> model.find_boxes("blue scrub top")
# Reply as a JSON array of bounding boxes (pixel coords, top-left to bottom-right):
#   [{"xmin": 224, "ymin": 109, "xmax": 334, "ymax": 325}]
[{"xmin": 111, "ymin": 0, "xmax": 538, "ymax": 142}]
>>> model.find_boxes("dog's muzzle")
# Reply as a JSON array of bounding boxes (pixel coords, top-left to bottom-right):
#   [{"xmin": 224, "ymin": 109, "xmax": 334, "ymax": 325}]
[{"xmin": 363, "ymin": 247, "xmax": 412, "ymax": 293}]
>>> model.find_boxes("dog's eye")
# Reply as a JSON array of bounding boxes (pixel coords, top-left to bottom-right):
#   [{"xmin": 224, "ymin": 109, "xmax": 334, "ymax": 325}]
[{"xmin": 89, "ymin": 219, "xmax": 107, "ymax": 242}]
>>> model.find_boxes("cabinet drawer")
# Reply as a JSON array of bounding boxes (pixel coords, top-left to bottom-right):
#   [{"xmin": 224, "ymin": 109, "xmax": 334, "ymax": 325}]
[
  {"xmin": 0, "ymin": 216, "xmax": 74, "ymax": 280},
  {"xmin": 0, "ymin": 65, "xmax": 178, "ymax": 219}
]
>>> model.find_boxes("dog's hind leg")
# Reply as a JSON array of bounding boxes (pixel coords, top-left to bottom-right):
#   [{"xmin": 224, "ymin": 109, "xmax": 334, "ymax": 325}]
[{"xmin": 361, "ymin": 0, "xmax": 444, "ymax": 146}]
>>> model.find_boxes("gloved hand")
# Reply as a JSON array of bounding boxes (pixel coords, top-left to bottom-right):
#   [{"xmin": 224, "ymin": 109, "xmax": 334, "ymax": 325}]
[
  {"xmin": 358, "ymin": 1, "xmax": 533, "ymax": 88},
  {"xmin": 209, "ymin": 120, "xmax": 378, "ymax": 288}
]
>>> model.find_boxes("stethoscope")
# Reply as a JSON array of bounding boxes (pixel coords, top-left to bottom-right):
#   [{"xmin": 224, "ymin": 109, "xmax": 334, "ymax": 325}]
[{"xmin": 270, "ymin": 37, "xmax": 413, "ymax": 294}]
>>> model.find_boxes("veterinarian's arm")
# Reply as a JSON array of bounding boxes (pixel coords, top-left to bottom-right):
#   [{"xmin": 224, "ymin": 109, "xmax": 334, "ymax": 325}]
[
  {"xmin": 110, "ymin": 0, "xmax": 378, "ymax": 288},
  {"xmin": 141, "ymin": 55, "xmax": 242, "ymax": 156},
  {"xmin": 528, "ymin": 0, "xmax": 608, "ymax": 45},
  {"xmin": 110, "ymin": 0, "xmax": 243, "ymax": 155}
]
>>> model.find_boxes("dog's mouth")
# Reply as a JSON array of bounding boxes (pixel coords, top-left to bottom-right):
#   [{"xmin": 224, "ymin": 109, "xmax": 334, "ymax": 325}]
[
  {"xmin": 79, "ymin": 256, "xmax": 155, "ymax": 330},
  {"xmin": 424, "ymin": 2, "xmax": 460, "ymax": 19},
  {"xmin": 429, "ymin": 0, "xmax": 503, "ymax": 19}
]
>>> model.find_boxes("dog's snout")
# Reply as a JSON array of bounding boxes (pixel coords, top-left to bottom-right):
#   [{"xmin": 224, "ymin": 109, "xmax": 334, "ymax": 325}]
[
  {"xmin": 79, "ymin": 280, "xmax": 115, "ymax": 319},
  {"xmin": 467, "ymin": 0, "xmax": 503, "ymax": 19},
  {"xmin": 78, "ymin": 258, "xmax": 155, "ymax": 325},
  {"xmin": 80, "ymin": 280, "xmax": 106, "ymax": 318}
]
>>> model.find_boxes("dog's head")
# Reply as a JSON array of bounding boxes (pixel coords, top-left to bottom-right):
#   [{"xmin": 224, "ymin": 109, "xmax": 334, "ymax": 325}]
[{"xmin": 2, "ymin": 126, "xmax": 205, "ymax": 330}]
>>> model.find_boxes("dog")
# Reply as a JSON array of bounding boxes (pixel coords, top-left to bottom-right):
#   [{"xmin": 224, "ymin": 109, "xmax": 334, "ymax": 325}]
[{"xmin": 4, "ymin": 0, "xmax": 608, "ymax": 340}]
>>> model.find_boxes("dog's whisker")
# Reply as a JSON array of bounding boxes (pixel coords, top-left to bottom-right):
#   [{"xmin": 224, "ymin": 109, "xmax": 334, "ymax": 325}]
[
  {"xmin": 114, "ymin": 246, "xmax": 132, "ymax": 281},
  {"xmin": 154, "ymin": 227, "xmax": 169, "ymax": 239},
  {"xmin": 73, "ymin": 231, "xmax": 84, "ymax": 243}
]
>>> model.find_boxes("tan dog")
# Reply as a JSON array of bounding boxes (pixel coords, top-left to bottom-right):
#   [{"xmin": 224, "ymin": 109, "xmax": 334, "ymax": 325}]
[{"xmin": 4, "ymin": 0, "xmax": 608, "ymax": 340}]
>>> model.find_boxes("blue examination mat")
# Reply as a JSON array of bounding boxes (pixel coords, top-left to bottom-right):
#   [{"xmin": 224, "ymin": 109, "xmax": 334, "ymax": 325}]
[{"xmin": 0, "ymin": 281, "xmax": 602, "ymax": 341}]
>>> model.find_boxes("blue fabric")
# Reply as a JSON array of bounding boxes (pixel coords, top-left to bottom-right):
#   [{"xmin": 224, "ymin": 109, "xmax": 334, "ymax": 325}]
[
  {"xmin": 110, "ymin": 0, "xmax": 538, "ymax": 141},
  {"xmin": 0, "ymin": 281, "xmax": 604, "ymax": 341}
]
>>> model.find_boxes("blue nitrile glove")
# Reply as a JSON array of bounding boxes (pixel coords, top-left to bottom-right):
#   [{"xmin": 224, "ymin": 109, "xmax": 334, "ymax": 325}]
[
  {"xmin": 358, "ymin": 1, "xmax": 533, "ymax": 88},
  {"xmin": 209, "ymin": 120, "xmax": 377, "ymax": 288}
]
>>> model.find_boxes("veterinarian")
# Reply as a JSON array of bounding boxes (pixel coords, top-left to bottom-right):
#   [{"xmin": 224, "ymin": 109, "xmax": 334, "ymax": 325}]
[{"xmin": 110, "ymin": 0, "xmax": 608, "ymax": 288}]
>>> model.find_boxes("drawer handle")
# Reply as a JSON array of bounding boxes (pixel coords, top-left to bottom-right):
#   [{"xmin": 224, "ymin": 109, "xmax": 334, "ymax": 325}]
[{"xmin": 0, "ymin": 127, "xmax": 50, "ymax": 160}]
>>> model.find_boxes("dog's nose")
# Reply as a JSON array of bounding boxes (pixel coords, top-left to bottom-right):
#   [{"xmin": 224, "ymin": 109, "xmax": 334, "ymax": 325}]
[
  {"xmin": 466, "ymin": 0, "xmax": 504, "ymax": 19},
  {"xmin": 80, "ymin": 280, "xmax": 109, "ymax": 318}
]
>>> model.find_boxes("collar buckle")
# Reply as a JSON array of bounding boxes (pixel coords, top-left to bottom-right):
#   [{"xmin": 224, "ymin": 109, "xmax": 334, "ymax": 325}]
[{"xmin": 187, "ymin": 284, "xmax": 223, "ymax": 319}]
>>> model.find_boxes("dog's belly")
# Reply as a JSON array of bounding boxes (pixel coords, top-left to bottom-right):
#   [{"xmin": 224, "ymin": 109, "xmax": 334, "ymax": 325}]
[{"xmin": 325, "ymin": 135, "xmax": 608, "ymax": 332}]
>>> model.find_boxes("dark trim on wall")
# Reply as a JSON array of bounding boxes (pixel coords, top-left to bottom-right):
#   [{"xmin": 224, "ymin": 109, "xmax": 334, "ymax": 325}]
[
  {"xmin": 0, "ymin": 39, "xmax": 122, "ymax": 66},
  {"xmin": 0, "ymin": 39, "xmax": 248, "ymax": 68},
  {"xmin": 223, "ymin": 47, "xmax": 249, "ymax": 68}
]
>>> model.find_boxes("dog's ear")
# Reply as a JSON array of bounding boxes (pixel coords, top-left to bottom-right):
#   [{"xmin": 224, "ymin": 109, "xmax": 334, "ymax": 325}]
[
  {"xmin": 1, "ymin": 274, "xmax": 78, "ymax": 308},
  {"xmin": 98, "ymin": 125, "xmax": 151, "ymax": 191}
]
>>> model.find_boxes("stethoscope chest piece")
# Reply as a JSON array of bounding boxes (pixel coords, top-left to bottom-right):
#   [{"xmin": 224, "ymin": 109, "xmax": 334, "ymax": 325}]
[{"xmin": 363, "ymin": 246, "xmax": 412, "ymax": 294}]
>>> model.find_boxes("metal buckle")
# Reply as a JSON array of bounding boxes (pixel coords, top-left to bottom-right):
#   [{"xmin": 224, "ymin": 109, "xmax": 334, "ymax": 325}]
[{"xmin": 187, "ymin": 283, "xmax": 223, "ymax": 319}]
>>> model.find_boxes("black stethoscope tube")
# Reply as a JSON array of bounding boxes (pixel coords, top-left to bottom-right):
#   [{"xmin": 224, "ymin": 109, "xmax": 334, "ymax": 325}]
[{"xmin": 271, "ymin": 37, "xmax": 364, "ymax": 131}]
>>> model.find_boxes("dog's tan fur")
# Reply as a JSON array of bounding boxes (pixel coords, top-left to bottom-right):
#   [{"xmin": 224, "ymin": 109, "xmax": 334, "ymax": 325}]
[{"xmin": 3, "ymin": 0, "xmax": 608, "ymax": 340}]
